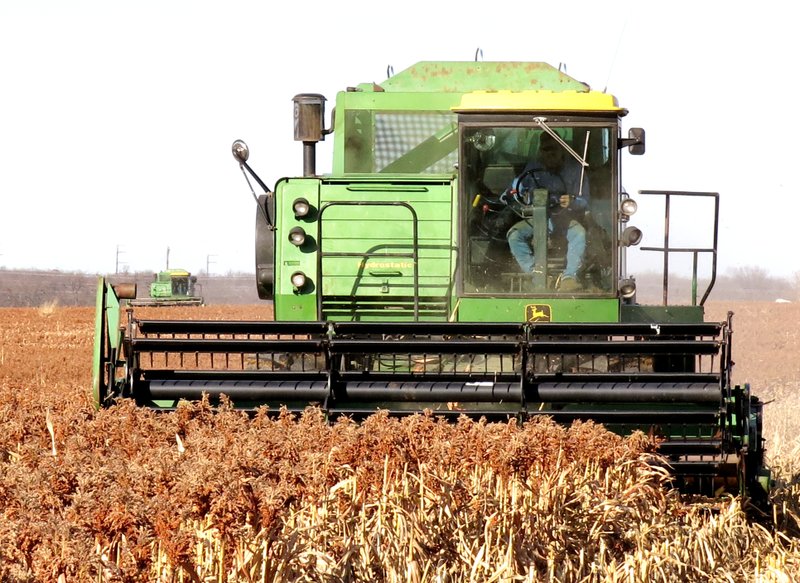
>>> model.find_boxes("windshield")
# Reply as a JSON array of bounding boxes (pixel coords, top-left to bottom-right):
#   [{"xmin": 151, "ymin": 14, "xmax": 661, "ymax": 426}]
[{"xmin": 461, "ymin": 123, "xmax": 615, "ymax": 296}]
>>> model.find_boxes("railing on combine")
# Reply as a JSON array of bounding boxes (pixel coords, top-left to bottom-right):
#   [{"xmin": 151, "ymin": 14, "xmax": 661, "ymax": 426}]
[
  {"xmin": 316, "ymin": 200, "xmax": 423, "ymax": 321},
  {"xmin": 637, "ymin": 190, "xmax": 719, "ymax": 306}
]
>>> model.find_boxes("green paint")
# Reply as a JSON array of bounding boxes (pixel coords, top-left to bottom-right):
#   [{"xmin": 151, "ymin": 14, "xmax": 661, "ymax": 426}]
[
  {"xmin": 456, "ymin": 297, "xmax": 619, "ymax": 323},
  {"xmin": 92, "ymin": 278, "xmax": 122, "ymax": 409}
]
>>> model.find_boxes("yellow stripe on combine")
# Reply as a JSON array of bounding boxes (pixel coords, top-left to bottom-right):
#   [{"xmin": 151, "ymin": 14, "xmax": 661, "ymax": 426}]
[{"xmin": 454, "ymin": 90, "xmax": 624, "ymax": 113}]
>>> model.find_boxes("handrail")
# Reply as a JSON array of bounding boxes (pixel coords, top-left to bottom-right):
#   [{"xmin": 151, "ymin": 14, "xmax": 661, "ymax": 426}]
[
  {"xmin": 637, "ymin": 190, "xmax": 719, "ymax": 306},
  {"xmin": 316, "ymin": 201, "xmax": 421, "ymax": 320}
]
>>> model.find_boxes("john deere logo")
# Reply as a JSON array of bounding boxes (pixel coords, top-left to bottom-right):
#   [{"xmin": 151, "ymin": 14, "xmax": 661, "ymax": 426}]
[{"xmin": 525, "ymin": 304, "xmax": 552, "ymax": 322}]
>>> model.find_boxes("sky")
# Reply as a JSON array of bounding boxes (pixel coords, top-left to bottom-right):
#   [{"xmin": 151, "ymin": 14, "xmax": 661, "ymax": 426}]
[{"xmin": 1, "ymin": 1, "xmax": 798, "ymax": 279}]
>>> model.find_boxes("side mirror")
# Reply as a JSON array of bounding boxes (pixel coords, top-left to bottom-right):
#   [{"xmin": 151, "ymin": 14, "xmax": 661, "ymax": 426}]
[
  {"xmin": 619, "ymin": 128, "xmax": 645, "ymax": 155},
  {"xmin": 232, "ymin": 139, "xmax": 249, "ymax": 164}
]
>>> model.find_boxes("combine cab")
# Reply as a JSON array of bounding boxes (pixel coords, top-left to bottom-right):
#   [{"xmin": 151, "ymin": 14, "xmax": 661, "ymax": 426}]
[
  {"xmin": 94, "ymin": 61, "xmax": 769, "ymax": 501},
  {"xmin": 129, "ymin": 269, "xmax": 203, "ymax": 307}
]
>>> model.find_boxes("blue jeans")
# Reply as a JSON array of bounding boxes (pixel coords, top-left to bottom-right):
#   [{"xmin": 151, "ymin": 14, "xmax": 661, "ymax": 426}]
[{"xmin": 506, "ymin": 219, "xmax": 586, "ymax": 278}]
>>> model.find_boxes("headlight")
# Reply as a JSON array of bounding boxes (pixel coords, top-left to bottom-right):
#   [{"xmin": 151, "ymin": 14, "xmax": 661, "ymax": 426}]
[
  {"xmin": 620, "ymin": 198, "xmax": 638, "ymax": 218},
  {"xmin": 290, "ymin": 271, "xmax": 307, "ymax": 290},
  {"xmin": 292, "ymin": 198, "xmax": 311, "ymax": 219},
  {"xmin": 619, "ymin": 279, "xmax": 637, "ymax": 299},
  {"xmin": 288, "ymin": 227, "xmax": 306, "ymax": 246},
  {"xmin": 621, "ymin": 226, "xmax": 643, "ymax": 247}
]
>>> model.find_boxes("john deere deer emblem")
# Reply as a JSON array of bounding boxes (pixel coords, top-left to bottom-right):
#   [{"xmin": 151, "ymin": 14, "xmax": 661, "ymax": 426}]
[{"xmin": 525, "ymin": 304, "xmax": 552, "ymax": 322}]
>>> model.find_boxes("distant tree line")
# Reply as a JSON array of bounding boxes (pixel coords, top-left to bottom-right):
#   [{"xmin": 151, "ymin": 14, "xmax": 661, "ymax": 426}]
[
  {"xmin": 635, "ymin": 266, "xmax": 798, "ymax": 304},
  {"xmin": 0, "ymin": 267, "xmax": 796, "ymax": 308},
  {"xmin": 0, "ymin": 270, "xmax": 260, "ymax": 307}
]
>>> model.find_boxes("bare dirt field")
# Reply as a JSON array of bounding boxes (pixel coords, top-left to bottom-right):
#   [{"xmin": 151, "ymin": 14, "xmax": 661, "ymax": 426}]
[{"xmin": 1, "ymin": 301, "xmax": 799, "ymax": 581}]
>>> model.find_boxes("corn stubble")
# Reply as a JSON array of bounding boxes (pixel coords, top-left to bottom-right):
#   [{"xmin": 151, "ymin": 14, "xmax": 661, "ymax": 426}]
[{"xmin": 1, "ymin": 306, "xmax": 799, "ymax": 582}]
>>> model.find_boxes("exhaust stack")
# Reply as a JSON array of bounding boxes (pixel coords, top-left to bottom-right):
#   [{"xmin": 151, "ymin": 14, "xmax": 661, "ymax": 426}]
[{"xmin": 293, "ymin": 93, "xmax": 327, "ymax": 177}]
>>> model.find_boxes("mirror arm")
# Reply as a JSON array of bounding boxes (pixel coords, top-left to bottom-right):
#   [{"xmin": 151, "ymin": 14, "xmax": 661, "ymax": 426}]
[{"xmin": 241, "ymin": 160, "xmax": 272, "ymax": 195}]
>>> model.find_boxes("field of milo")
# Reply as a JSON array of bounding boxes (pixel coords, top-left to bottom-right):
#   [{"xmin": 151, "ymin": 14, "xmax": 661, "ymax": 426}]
[{"xmin": 1, "ymin": 301, "xmax": 799, "ymax": 581}]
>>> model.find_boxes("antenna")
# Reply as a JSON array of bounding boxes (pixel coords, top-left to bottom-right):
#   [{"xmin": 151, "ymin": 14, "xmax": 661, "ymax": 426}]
[{"xmin": 604, "ymin": 17, "xmax": 628, "ymax": 93}]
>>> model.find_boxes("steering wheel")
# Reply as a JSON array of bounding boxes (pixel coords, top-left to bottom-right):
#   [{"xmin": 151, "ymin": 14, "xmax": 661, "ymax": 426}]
[
  {"xmin": 512, "ymin": 167, "xmax": 567, "ymax": 210},
  {"xmin": 510, "ymin": 168, "xmax": 541, "ymax": 205}
]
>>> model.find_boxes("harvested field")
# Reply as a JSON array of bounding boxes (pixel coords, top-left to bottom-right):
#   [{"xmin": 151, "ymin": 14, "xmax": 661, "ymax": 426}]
[{"xmin": 1, "ymin": 302, "xmax": 799, "ymax": 581}]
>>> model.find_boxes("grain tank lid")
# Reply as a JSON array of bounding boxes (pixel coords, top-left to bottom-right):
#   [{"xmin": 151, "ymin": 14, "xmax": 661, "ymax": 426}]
[
  {"xmin": 164, "ymin": 269, "xmax": 191, "ymax": 276},
  {"xmin": 453, "ymin": 89, "xmax": 626, "ymax": 114},
  {"xmin": 359, "ymin": 61, "xmax": 590, "ymax": 93}
]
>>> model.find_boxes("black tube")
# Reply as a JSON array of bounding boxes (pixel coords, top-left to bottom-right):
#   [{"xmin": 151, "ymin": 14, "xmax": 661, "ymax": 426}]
[
  {"xmin": 131, "ymin": 338, "xmax": 325, "ymax": 353},
  {"xmin": 342, "ymin": 381, "xmax": 518, "ymax": 402},
  {"xmin": 135, "ymin": 320, "xmax": 328, "ymax": 335},
  {"xmin": 536, "ymin": 382, "xmax": 721, "ymax": 403},
  {"xmin": 142, "ymin": 380, "xmax": 330, "ymax": 401}
]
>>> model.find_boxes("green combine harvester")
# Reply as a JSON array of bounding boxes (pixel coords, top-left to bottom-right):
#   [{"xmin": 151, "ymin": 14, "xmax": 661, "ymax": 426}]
[
  {"xmin": 94, "ymin": 61, "xmax": 769, "ymax": 501},
  {"xmin": 128, "ymin": 269, "xmax": 203, "ymax": 307}
]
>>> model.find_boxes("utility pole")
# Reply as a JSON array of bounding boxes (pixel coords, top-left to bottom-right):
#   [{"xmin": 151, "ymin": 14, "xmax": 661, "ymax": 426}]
[
  {"xmin": 206, "ymin": 254, "xmax": 216, "ymax": 275},
  {"xmin": 166, "ymin": 247, "xmax": 170, "ymax": 270},
  {"xmin": 115, "ymin": 245, "xmax": 127, "ymax": 274}
]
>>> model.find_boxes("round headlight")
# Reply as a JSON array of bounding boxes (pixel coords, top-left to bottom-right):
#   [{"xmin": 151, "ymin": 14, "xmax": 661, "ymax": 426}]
[
  {"xmin": 619, "ymin": 279, "xmax": 637, "ymax": 299},
  {"xmin": 620, "ymin": 198, "xmax": 638, "ymax": 217},
  {"xmin": 290, "ymin": 271, "xmax": 307, "ymax": 289},
  {"xmin": 292, "ymin": 198, "xmax": 310, "ymax": 218},
  {"xmin": 288, "ymin": 226, "xmax": 306, "ymax": 246},
  {"xmin": 621, "ymin": 226, "xmax": 643, "ymax": 247}
]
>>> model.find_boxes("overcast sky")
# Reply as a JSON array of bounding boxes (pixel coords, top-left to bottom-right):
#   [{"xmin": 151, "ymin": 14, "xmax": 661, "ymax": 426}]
[{"xmin": 1, "ymin": 1, "xmax": 797, "ymax": 279}]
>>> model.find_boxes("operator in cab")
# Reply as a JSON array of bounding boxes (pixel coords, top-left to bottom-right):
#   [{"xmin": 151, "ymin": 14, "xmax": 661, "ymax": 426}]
[{"xmin": 503, "ymin": 132, "xmax": 590, "ymax": 291}]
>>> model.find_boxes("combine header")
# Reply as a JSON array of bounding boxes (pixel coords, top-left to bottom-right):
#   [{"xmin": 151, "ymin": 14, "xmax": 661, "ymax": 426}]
[{"xmin": 94, "ymin": 61, "xmax": 769, "ymax": 500}]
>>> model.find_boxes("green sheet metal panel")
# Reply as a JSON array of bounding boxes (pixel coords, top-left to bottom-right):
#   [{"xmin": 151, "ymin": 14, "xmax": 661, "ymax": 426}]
[
  {"xmin": 274, "ymin": 178, "xmax": 321, "ymax": 320},
  {"xmin": 318, "ymin": 182, "xmax": 454, "ymax": 297},
  {"xmin": 369, "ymin": 62, "xmax": 588, "ymax": 93},
  {"xmin": 275, "ymin": 177, "xmax": 456, "ymax": 320},
  {"xmin": 273, "ymin": 292, "xmax": 318, "ymax": 321},
  {"xmin": 456, "ymin": 297, "xmax": 620, "ymax": 323}
]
